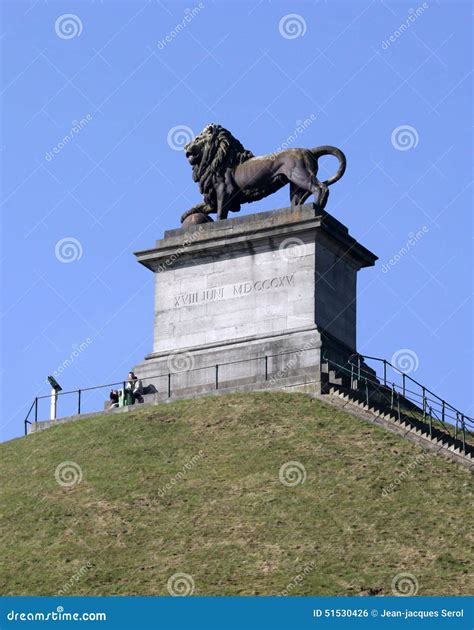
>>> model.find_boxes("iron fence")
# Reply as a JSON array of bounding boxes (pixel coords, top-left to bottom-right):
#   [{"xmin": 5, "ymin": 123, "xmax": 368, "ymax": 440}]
[
  {"xmin": 23, "ymin": 348, "xmax": 474, "ymax": 453},
  {"xmin": 327, "ymin": 353, "xmax": 473, "ymax": 454},
  {"xmin": 23, "ymin": 348, "xmax": 314, "ymax": 435}
]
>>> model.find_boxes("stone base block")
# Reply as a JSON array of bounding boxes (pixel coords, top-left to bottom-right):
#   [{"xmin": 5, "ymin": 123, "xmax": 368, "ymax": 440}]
[
  {"xmin": 133, "ymin": 204, "xmax": 378, "ymax": 403},
  {"xmin": 133, "ymin": 326, "xmax": 324, "ymax": 399}
]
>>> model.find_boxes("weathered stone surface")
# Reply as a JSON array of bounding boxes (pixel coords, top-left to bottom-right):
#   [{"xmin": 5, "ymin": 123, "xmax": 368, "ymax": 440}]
[{"xmin": 133, "ymin": 204, "xmax": 377, "ymax": 398}]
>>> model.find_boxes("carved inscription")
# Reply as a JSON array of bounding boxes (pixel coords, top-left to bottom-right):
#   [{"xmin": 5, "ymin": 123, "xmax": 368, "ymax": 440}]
[{"xmin": 173, "ymin": 274, "xmax": 295, "ymax": 308}]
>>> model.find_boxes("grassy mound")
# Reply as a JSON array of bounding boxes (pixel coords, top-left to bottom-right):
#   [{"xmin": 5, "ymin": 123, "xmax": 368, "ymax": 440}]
[{"xmin": 0, "ymin": 392, "xmax": 472, "ymax": 596}]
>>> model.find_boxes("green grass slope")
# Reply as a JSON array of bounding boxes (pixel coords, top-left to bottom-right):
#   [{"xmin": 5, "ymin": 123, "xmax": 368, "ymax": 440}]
[{"xmin": 1, "ymin": 392, "xmax": 472, "ymax": 596}]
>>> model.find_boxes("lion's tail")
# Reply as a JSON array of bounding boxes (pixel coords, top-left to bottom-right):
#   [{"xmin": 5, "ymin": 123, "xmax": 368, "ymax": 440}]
[{"xmin": 310, "ymin": 146, "xmax": 346, "ymax": 186}]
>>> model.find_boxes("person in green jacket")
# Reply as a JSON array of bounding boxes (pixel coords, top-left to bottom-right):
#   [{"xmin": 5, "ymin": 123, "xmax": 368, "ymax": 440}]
[{"xmin": 125, "ymin": 371, "xmax": 144, "ymax": 405}]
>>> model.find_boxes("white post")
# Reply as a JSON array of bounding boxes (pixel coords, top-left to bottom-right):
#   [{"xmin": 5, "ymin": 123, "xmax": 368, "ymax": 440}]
[{"xmin": 50, "ymin": 388, "xmax": 57, "ymax": 420}]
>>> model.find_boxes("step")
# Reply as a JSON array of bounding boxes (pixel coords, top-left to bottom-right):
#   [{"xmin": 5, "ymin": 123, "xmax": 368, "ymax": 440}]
[
  {"xmin": 329, "ymin": 390, "xmax": 473, "ymax": 455},
  {"xmin": 321, "ymin": 392, "xmax": 473, "ymax": 470}
]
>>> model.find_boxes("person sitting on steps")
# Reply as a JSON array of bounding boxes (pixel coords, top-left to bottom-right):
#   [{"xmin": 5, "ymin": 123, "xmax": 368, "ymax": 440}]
[
  {"xmin": 125, "ymin": 371, "xmax": 144, "ymax": 405},
  {"xmin": 109, "ymin": 389, "xmax": 120, "ymax": 408}
]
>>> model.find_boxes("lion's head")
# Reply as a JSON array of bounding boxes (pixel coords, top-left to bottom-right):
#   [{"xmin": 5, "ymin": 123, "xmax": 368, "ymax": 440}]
[{"xmin": 184, "ymin": 124, "xmax": 254, "ymax": 211}]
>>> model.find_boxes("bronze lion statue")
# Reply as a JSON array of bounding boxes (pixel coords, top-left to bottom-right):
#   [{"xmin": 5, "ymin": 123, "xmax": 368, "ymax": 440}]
[{"xmin": 182, "ymin": 123, "xmax": 346, "ymax": 223}]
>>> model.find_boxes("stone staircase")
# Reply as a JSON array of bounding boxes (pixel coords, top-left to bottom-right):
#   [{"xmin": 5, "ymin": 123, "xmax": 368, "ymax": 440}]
[
  {"xmin": 319, "ymin": 383, "xmax": 473, "ymax": 471},
  {"xmin": 25, "ymin": 348, "xmax": 474, "ymax": 475}
]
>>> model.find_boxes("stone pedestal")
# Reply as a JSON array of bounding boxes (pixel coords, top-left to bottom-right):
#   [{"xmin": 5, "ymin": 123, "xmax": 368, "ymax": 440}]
[{"xmin": 133, "ymin": 204, "xmax": 377, "ymax": 398}]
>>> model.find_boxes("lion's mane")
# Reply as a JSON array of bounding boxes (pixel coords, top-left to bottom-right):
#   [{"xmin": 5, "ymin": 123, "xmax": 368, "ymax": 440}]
[{"xmin": 188, "ymin": 124, "xmax": 254, "ymax": 212}]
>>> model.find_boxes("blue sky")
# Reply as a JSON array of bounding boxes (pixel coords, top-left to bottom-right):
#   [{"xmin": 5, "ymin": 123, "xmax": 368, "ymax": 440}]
[{"xmin": 1, "ymin": 0, "xmax": 472, "ymax": 441}]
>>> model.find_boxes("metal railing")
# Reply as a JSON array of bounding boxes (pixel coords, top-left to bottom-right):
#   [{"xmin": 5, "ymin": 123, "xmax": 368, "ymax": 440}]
[
  {"xmin": 23, "ymin": 347, "xmax": 474, "ymax": 452},
  {"xmin": 23, "ymin": 347, "xmax": 318, "ymax": 435},
  {"xmin": 325, "ymin": 353, "xmax": 473, "ymax": 454}
]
